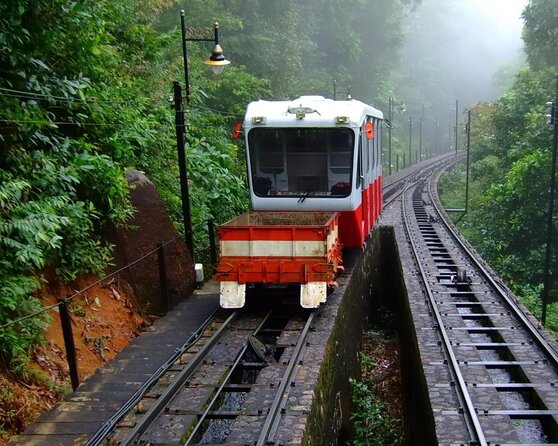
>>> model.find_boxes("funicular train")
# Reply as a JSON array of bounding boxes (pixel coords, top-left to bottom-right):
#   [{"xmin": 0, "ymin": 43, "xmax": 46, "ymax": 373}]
[{"xmin": 214, "ymin": 95, "xmax": 384, "ymax": 308}]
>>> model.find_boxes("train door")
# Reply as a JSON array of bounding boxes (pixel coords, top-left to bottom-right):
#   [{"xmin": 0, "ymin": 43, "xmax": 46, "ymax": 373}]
[
  {"xmin": 372, "ymin": 117, "xmax": 378, "ymax": 224},
  {"xmin": 362, "ymin": 118, "xmax": 375, "ymax": 237},
  {"xmin": 365, "ymin": 117, "xmax": 375, "ymax": 233},
  {"xmin": 376, "ymin": 119, "xmax": 382, "ymax": 216},
  {"xmin": 358, "ymin": 128, "xmax": 368, "ymax": 238},
  {"xmin": 370, "ymin": 117, "xmax": 377, "ymax": 226}
]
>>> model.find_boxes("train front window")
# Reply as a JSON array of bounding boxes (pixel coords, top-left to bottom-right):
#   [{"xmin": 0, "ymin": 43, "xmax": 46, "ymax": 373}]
[{"xmin": 248, "ymin": 128, "xmax": 354, "ymax": 198}]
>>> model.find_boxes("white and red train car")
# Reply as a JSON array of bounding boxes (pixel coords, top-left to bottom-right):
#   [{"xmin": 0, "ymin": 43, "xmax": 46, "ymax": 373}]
[{"xmin": 215, "ymin": 95, "xmax": 383, "ymax": 308}]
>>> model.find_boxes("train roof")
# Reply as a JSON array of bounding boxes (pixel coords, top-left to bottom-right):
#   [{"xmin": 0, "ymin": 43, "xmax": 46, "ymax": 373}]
[{"xmin": 244, "ymin": 95, "xmax": 384, "ymax": 129}]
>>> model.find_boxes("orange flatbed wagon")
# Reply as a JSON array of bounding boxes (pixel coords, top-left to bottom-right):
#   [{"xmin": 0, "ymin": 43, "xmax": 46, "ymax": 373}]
[{"xmin": 214, "ymin": 211, "xmax": 342, "ymax": 308}]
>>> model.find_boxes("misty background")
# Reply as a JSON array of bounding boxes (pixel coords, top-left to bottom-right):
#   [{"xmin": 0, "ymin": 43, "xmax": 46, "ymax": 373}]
[{"xmin": 394, "ymin": 0, "xmax": 527, "ymax": 154}]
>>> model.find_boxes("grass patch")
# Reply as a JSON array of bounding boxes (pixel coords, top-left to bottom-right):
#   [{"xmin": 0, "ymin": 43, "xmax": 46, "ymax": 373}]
[{"xmin": 349, "ymin": 326, "xmax": 403, "ymax": 446}]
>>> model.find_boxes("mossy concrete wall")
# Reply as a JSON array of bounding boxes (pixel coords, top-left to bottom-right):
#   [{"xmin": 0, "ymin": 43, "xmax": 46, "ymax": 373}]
[
  {"xmin": 379, "ymin": 226, "xmax": 437, "ymax": 443},
  {"xmin": 302, "ymin": 229, "xmax": 382, "ymax": 445}
]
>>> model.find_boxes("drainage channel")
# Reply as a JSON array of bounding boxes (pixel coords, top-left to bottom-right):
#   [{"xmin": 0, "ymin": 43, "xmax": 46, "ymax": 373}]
[
  {"xmin": 94, "ymin": 304, "xmax": 314, "ymax": 445},
  {"xmin": 404, "ymin": 180, "xmax": 558, "ymax": 444}
]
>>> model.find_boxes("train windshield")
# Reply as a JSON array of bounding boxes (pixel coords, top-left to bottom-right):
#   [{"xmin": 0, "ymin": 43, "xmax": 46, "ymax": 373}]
[{"xmin": 248, "ymin": 128, "xmax": 355, "ymax": 198}]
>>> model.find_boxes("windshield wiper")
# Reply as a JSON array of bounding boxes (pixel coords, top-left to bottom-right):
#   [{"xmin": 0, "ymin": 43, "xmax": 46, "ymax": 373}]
[{"xmin": 298, "ymin": 190, "xmax": 312, "ymax": 203}]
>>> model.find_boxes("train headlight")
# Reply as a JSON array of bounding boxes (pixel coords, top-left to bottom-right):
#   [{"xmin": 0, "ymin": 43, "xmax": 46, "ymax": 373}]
[
  {"xmin": 252, "ymin": 116, "xmax": 266, "ymax": 125},
  {"xmin": 335, "ymin": 116, "xmax": 349, "ymax": 124}
]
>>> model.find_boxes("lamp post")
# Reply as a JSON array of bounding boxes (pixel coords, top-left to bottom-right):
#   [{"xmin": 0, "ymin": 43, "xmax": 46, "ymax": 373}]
[
  {"xmin": 388, "ymin": 96, "xmax": 393, "ymax": 175},
  {"xmin": 408, "ymin": 115, "xmax": 413, "ymax": 167},
  {"xmin": 175, "ymin": 10, "xmax": 230, "ymax": 259},
  {"xmin": 542, "ymin": 75, "xmax": 558, "ymax": 325}
]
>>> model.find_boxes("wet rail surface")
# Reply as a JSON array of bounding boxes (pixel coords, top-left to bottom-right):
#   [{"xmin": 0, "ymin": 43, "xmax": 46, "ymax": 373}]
[
  {"xmin": 87, "ymin": 300, "xmax": 315, "ymax": 445},
  {"xmin": 400, "ymin": 163, "xmax": 558, "ymax": 444}
]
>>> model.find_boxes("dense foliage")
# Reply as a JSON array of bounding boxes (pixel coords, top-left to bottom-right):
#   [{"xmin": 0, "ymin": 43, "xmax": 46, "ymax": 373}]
[
  {"xmin": 0, "ymin": 0, "xmax": 266, "ymax": 366},
  {"xmin": 349, "ymin": 351, "xmax": 402, "ymax": 445},
  {"xmin": 523, "ymin": 0, "xmax": 558, "ymax": 70},
  {"xmin": 441, "ymin": 68, "xmax": 558, "ymax": 326}
]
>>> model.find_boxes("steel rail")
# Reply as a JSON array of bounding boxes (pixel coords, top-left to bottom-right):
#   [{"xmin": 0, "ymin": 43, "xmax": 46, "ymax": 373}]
[
  {"xmin": 256, "ymin": 310, "xmax": 316, "ymax": 446},
  {"xmin": 428, "ymin": 164, "xmax": 558, "ymax": 370},
  {"xmin": 119, "ymin": 310, "xmax": 240, "ymax": 446},
  {"xmin": 401, "ymin": 180, "xmax": 488, "ymax": 446},
  {"xmin": 85, "ymin": 308, "xmax": 223, "ymax": 446},
  {"xmin": 383, "ymin": 154, "xmax": 462, "ymax": 209},
  {"xmin": 183, "ymin": 310, "xmax": 273, "ymax": 445}
]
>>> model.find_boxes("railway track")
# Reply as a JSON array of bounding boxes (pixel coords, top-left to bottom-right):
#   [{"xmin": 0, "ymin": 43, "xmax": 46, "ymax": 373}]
[
  {"xmin": 382, "ymin": 153, "xmax": 461, "ymax": 208},
  {"xmin": 87, "ymin": 302, "xmax": 315, "ymax": 445},
  {"xmin": 402, "ymin": 163, "xmax": 558, "ymax": 444}
]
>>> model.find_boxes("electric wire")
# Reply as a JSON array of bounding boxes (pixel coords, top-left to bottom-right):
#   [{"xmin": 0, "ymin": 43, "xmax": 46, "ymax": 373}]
[
  {"xmin": 0, "ymin": 236, "xmax": 180, "ymax": 331},
  {"xmin": 0, "ymin": 87, "xmax": 158, "ymax": 105},
  {"xmin": 0, "ymin": 118, "xmax": 168, "ymax": 128},
  {"xmin": 0, "ymin": 87, "xmax": 242, "ymax": 117},
  {"xmin": 1, "ymin": 215, "xmax": 219, "ymax": 331}
]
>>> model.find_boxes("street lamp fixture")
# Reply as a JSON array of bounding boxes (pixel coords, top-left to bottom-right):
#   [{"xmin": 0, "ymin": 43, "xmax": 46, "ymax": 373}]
[
  {"xmin": 181, "ymin": 10, "xmax": 230, "ymax": 103},
  {"xmin": 175, "ymin": 10, "xmax": 231, "ymax": 259},
  {"xmin": 206, "ymin": 40, "xmax": 230, "ymax": 74}
]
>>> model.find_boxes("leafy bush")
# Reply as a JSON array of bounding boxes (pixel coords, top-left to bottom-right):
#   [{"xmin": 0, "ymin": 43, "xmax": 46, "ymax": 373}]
[
  {"xmin": 0, "ymin": 0, "xmax": 155, "ymax": 365},
  {"xmin": 349, "ymin": 365, "xmax": 401, "ymax": 445}
]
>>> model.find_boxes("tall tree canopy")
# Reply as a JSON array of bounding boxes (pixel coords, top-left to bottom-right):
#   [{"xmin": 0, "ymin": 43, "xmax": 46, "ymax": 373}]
[{"xmin": 523, "ymin": 0, "xmax": 558, "ymax": 70}]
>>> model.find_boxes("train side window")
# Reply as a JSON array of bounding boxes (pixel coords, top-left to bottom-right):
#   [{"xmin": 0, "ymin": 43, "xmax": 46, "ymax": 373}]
[
  {"xmin": 362, "ymin": 125, "xmax": 370, "ymax": 176},
  {"xmin": 377, "ymin": 120, "xmax": 382, "ymax": 173},
  {"xmin": 373, "ymin": 118, "xmax": 378, "ymax": 171},
  {"xmin": 369, "ymin": 118, "xmax": 374, "ymax": 173},
  {"xmin": 329, "ymin": 130, "xmax": 352, "ymax": 174}
]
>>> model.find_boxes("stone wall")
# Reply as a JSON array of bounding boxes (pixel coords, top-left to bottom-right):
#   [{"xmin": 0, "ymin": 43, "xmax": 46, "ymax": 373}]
[{"xmin": 301, "ymin": 226, "xmax": 436, "ymax": 445}]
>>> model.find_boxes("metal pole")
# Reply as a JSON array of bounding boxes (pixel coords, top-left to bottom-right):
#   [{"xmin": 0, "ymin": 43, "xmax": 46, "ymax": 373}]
[
  {"xmin": 180, "ymin": 10, "xmax": 191, "ymax": 105},
  {"xmin": 455, "ymin": 99, "xmax": 459, "ymax": 154},
  {"xmin": 157, "ymin": 242, "xmax": 170, "ymax": 313},
  {"xmin": 542, "ymin": 75, "xmax": 558, "ymax": 325},
  {"xmin": 389, "ymin": 96, "xmax": 392, "ymax": 175},
  {"xmin": 448, "ymin": 118, "xmax": 451, "ymax": 152},
  {"xmin": 396, "ymin": 154, "xmax": 399, "ymax": 172},
  {"xmin": 435, "ymin": 117, "xmax": 439, "ymax": 156},
  {"xmin": 174, "ymin": 82, "xmax": 194, "ymax": 258},
  {"xmin": 465, "ymin": 109, "xmax": 471, "ymax": 213},
  {"xmin": 58, "ymin": 299, "xmax": 80, "ymax": 391},
  {"xmin": 333, "ymin": 80, "xmax": 337, "ymax": 101},
  {"xmin": 208, "ymin": 219, "xmax": 218, "ymax": 272},
  {"xmin": 420, "ymin": 104, "xmax": 424, "ymax": 161},
  {"xmin": 408, "ymin": 115, "xmax": 412, "ymax": 167}
]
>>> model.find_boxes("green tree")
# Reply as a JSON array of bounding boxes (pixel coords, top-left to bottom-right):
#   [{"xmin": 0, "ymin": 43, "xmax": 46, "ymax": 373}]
[
  {"xmin": 441, "ymin": 68, "xmax": 558, "ymax": 324},
  {"xmin": 523, "ymin": 0, "xmax": 558, "ymax": 70}
]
